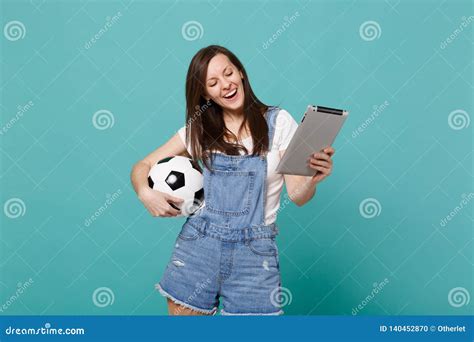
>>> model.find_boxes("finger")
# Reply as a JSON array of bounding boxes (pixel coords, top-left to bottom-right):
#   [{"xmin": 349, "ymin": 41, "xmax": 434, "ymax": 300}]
[
  {"xmin": 309, "ymin": 159, "xmax": 331, "ymax": 168},
  {"xmin": 310, "ymin": 155, "xmax": 332, "ymax": 162},
  {"xmin": 323, "ymin": 146, "xmax": 335, "ymax": 155},
  {"xmin": 309, "ymin": 164, "xmax": 331, "ymax": 174},
  {"xmin": 311, "ymin": 153, "xmax": 331, "ymax": 162},
  {"xmin": 167, "ymin": 205, "xmax": 181, "ymax": 216},
  {"xmin": 165, "ymin": 194, "xmax": 184, "ymax": 204},
  {"xmin": 169, "ymin": 202, "xmax": 181, "ymax": 211},
  {"xmin": 309, "ymin": 158, "xmax": 330, "ymax": 167}
]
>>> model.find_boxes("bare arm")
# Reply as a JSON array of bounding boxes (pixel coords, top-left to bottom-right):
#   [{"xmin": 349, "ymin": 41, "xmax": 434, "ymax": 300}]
[
  {"xmin": 280, "ymin": 151, "xmax": 317, "ymax": 207},
  {"xmin": 130, "ymin": 132, "xmax": 191, "ymax": 217},
  {"xmin": 280, "ymin": 146, "xmax": 335, "ymax": 206}
]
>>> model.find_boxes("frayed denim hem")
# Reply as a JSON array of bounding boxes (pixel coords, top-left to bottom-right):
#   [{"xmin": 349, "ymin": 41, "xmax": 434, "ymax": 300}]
[
  {"xmin": 220, "ymin": 308, "xmax": 284, "ymax": 316},
  {"xmin": 155, "ymin": 283, "xmax": 218, "ymax": 315}
]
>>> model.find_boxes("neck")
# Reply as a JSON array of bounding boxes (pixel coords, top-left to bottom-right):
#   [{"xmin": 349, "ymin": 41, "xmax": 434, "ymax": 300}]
[{"xmin": 222, "ymin": 108, "xmax": 244, "ymax": 124}]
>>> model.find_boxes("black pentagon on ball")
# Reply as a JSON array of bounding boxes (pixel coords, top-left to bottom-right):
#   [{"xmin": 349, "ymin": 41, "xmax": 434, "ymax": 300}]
[
  {"xmin": 165, "ymin": 171, "xmax": 185, "ymax": 190},
  {"xmin": 157, "ymin": 157, "xmax": 173, "ymax": 164},
  {"xmin": 194, "ymin": 188, "xmax": 204, "ymax": 203},
  {"xmin": 148, "ymin": 176, "xmax": 154, "ymax": 188}
]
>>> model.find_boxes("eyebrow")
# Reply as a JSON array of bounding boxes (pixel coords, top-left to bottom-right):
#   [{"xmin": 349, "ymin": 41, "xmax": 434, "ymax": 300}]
[{"xmin": 206, "ymin": 65, "xmax": 232, "ymax": 82}]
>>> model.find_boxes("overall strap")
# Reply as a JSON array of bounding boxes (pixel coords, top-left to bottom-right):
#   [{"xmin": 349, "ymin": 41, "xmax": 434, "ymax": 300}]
[{"xmin": 265, "ymin": 106, "xmax": 280, "ymax": 151}]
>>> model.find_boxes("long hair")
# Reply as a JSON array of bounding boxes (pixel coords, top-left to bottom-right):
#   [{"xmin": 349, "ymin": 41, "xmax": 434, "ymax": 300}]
[{"xmin": 184, "ymin": 45, "xmax": 269, "ymax": 170}]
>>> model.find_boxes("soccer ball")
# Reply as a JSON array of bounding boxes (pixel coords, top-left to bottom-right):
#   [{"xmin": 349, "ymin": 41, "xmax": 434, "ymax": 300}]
[{"xmin": 148, "ymin": 156, "xmax": 204, "ymax": 216}]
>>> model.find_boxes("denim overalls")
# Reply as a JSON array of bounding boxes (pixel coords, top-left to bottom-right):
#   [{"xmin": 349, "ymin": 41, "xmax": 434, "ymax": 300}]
[{"xmin": 156, "ymin": 106, "xmax": 282, "ymax": 315}]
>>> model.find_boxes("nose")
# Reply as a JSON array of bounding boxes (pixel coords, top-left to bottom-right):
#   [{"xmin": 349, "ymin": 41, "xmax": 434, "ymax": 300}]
[{"xmin": 222, "ymin": 79, "xmax": 231, "ymax": 91}]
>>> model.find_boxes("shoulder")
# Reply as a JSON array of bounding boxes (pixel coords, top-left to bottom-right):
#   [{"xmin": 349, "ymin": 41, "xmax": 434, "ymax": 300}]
[
  {"xmin": 276, "ymin": 108, "xmax": 296, "ymax": 122},
  {"xmin": 177, "ymin": 125, "xmax": 187, "ymax": 141},
  {"xmin": 272, "ymin": 108, "xmax": 298, "ymax": 131},
  {"xmin": 177, "ymin": 125, "xmax": 191, "ymax": 153},
  {"xmin": 265, "ymin": 107, "xmax": 297, "ymax": 125},
  {"xmin": 271, "ymin": 108, "xmax": 298, "ymax": 150}
]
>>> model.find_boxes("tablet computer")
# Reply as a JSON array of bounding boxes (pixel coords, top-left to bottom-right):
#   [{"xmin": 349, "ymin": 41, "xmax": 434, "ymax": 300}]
[{"xmin": 275, "ymin": 105, "xmax": 349, "ymax": 176}]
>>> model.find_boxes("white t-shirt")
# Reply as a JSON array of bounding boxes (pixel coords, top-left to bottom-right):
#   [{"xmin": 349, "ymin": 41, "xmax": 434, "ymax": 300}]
[{"xmin": 177, "ymin": 109, "xmax": 299, "ymax": 225}]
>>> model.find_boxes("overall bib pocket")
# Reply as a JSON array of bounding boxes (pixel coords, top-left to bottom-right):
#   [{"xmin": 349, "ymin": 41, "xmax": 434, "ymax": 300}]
[{"xmin": 206, "ymin": 170, "xmax": 255, "ymax": 216}]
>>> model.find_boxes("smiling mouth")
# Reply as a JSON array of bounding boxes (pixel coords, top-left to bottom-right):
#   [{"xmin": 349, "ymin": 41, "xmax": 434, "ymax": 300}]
[{"xmin": 223, "ymin": 88, "xmax": 238, "ymax": 100}]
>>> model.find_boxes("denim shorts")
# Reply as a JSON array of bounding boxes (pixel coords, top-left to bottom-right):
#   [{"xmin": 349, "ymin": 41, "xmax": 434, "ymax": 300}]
[{"xmin": 155, "ymin": 217, "xmax": 283, "ymax": 315}]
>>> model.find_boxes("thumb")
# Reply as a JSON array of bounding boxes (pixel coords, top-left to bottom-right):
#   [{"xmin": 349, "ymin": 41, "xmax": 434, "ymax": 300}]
[{"xmin": 164, "ymin": 193, "xmax": 184, "ymax": 204}]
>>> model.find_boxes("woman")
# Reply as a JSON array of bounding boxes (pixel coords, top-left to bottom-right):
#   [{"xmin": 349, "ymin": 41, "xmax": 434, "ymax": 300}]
[{"xmin": 130, "ymin": 45, "xmax": 335, "ymax": 315}]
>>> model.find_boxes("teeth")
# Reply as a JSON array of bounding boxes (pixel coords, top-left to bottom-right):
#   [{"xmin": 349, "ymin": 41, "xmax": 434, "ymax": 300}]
[{"xmin": 224, "ymin": 89, "xmax": 237, "ymax": 98}]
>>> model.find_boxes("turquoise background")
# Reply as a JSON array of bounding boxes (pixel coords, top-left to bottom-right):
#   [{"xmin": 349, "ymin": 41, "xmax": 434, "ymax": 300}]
[{"xmin": 0, "ymin": 0, "xmax": 472, "ymax": 315}]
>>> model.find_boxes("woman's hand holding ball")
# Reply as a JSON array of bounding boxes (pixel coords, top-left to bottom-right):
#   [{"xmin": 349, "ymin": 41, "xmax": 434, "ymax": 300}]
[{"xmin": 138, "ymin": 187, "xmax": 183, "ymax": 217}]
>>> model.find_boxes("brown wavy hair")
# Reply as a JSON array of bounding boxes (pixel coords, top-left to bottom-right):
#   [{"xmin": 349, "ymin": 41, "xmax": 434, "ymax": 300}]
[{"xmin": 184, "ymin": 45, "xmax": 269, "ymax": 169}]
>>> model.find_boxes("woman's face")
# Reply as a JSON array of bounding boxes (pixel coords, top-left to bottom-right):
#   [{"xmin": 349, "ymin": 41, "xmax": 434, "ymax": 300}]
[{"xmin": 204, "ymin": 53, "xmax": 244, "ymax": 112}]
